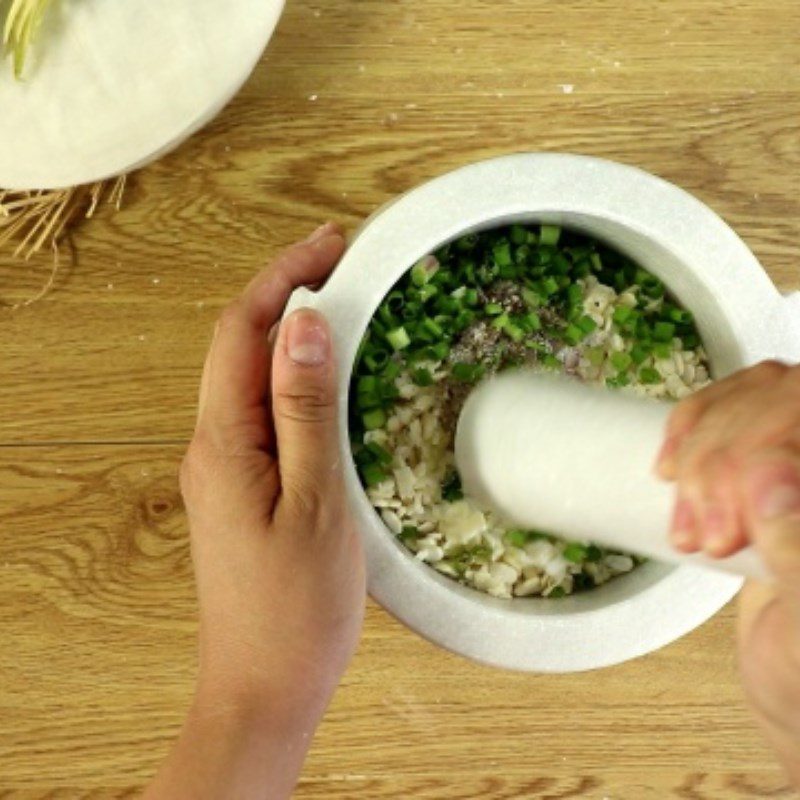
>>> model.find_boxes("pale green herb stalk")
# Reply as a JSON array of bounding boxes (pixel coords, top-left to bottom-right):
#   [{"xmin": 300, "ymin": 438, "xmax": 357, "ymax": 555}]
[{"xmin": 3, "ymin": 0, "xmax": 54, "ymax": 78}]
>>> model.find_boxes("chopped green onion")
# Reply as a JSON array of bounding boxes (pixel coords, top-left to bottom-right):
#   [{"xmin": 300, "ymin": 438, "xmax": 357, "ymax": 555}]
[
  {"xmin": 386, "ymin": 327, "xmax": 411, "ymax": 351},
  {"xmin": 653, "ymin": 321, "xmax": 676, "ymax": 342},
  {"xmin": 381, "ymin": 360, "xmax": 401, "ymax": 381},
  {"xmin": 411, "ymin": 258, "xmax": 438, "ymax": 286},
  {"xmin": 521, "ymin": 312, "xmax": 542, "ymax": 332},
  {"xmin": 552, "ymin": 252, "xmax": 571, "ymax": 275},
  {"xmin": 542, "ymin": 276, "xmax": 559, "ymax": 295},
  {"xmin": 491, "ymin": 313, "xmax": 510, "ymax": 330},
  {"xmin": 357, "ymin": 375, "xmax": 378, "ymax": 394},
  {"xmin": 542, "ymin": 354, "xmax": 561, "ymax": 369},
  {"xmin": 356, "ymin": 390, "xmax": 381, "ymax": 411},
  {"xmin": 514, "ymin": 244, "xmax": 531, "ymax": 265},
  {"xmin": 573, "ymin": 259, "xmax": 591, "ymax": 278},
  {"xmin": 510, "ymin": 225, "xmax": 528, "ymax": 245},
  {"xmin": 493, "ymin": 241, "xmax": 513, "ymax": 267},
  {"xmin": 505, "ymin": 530, "xmax": 530, "ymax": 548},
  {"xmin": 606, "ymin": 374, "xmax": 630, "ymax": 388},
  {"xmin": 566, "ymin": 284, "xmax": 583, "ymax": 306},
  {"xmin": 464, "ymin": 288, "xmax": 479, "ymax": 307},
  {"xmin": 436, "ymin": 296, "xmax": 458, "ymax": 315},
  {"xmin": 576, "ymin": 315, "xmax": 598, "ymax": 334},
  {"xmin": 456, "ymin": 233, "xmax": 478, "ymax": 251},
  {"xmin": 610, "ymin": 351, "xmax": 632, "ymax": 371},
  {"xmin": 639, "ymin": 366, "xmax": 661, "ymax": 384},
  {"xmin": 563, "ymin": 323, "xmax": 584, "ymax": 346},
  {"xmin": 630, "ymin": 344, "xmax": 649, "ymax": 365},
  {"xmin": 653, "ymin": 342, "xmax": 673, "ymax": 359},
  {"xmin": 362, "ymin": 408, "xmax": 387, "ymax": 430},
  {"xmin": 401, "ymin": 302, "xmax": 422, "ymax": 321},
  {"xmin": 585, "ymin": 346, "xmax": 605, "ymax": 367},
  {"xmin": 522, "ymin": 287, "xmax": 541, "ymax": 308},
  {"xmin": 363, "ymin": 348, "xmax": 390, "ymax": 372},
  {"xmin": 361, "ymin": 462, "xmax": 388, "ymax": 487},
  {"xmin": 640, "ymin": 275, "xmax": 664, "ymax": 298},
  {"xmin": 442, "ymin": 472, "xmax": 463, "ymax": 502},
  {"xmin": 418, "ymin": 283, "xmax": 438, "ymax": 303},
  {"xmin": 613, "ymin": 306, "xmax": 634, "ymax": 324},
  {"xmin": 378, "ymin": 379, "xmax": 399, "ymax": 402},
  {"xmin": 525, "ymin": 340, "xmax": 549, "ymax": 353},
  {"xmin": 539, "ymin": 224, "xmax": 562, "ymax": 246},
  {"xmin": 378, "ymin": 305, "xmax": 398, "ymax": 328},
  {"xmin": 412, "ymin": 367, "xmax": 434, "ymax": 387},
  {"xmin": 563, "ymin": 543, "xmax": 588, "ymax": 563},
  {"xmin": 430, "ymin": 341, "xmax": 450, "ymax": 361},
  {"xmin": 366, "ymin": 442, "xmax": 393, "ymax": 465},
  {"xmin": 386, "ymin": 290, "xmax": 405, "ymax": 314},
  {"xmin": 668, "ymin": 308, "xmax": 693, "ymax": 324},
  {"xmin": 451, "ymin": 362, "xmax": 485, "ymax": 383},
  {"xmin": 484, "ymin": 303, "xmax": 504, "ymax": 316},
  {"xmin": 454, "ymin": 310, "xmax": 476, "ymax": 330},
  {"xmin": 421, "ymin": 317, "xmax": 444, "ymax": 339},
  {"xmin": 503, "ymin": 323, "xmax": 525, "ymax": 342},
  {"xmin": 683, "ymin": 333, "xmax": 700, "ymax": 349},
  {"xmin": 398, "ymin": 525, "xmax": 420, "ymax": 542},
  {"xmin": 586, "ymin": 545, "xmax": 603, "ymax": 562}
]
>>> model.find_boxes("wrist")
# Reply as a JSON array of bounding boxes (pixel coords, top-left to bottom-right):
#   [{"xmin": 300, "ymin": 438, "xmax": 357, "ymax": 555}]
[
  {"xmin": 753, "ymin": 716, "xmax": 800, "ymax": 786},
  {"xmin": 144, "ymin": 679, "xmax": 322, "ymax": 800},
  {"xmin": 192, "ymin": 666, "xmax": 333, "ymax": 742}
]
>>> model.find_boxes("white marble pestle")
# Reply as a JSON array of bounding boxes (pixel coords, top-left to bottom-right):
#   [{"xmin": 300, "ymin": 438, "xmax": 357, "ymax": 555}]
[{"xmin": 455, "ymin": 371, "xmax": 769, "ymax": 581}]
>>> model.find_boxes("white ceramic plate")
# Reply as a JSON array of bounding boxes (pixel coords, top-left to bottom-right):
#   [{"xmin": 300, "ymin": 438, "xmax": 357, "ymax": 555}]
[
  {"xmin": 287, "ymin": 153, "xmax": 800, "ymax": 672},
  {"xmin": 0, "ymin": 0, "xmax": 285, "ymax": 189}
]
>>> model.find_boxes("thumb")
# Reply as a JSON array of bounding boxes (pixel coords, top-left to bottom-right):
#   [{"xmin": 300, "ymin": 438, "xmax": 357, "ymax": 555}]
[
  {"xmin": 743, "ymin": 452, "xmax": 800, "ymax": 607},
  {"xmin": 272, "ymin": 308, "xmax": 341, "ymax": 511}
]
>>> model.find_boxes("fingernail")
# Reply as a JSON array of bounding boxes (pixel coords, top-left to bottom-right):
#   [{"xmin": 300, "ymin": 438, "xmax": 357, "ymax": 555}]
[
  {"xmin": 702, "ymin": 504, "xmax": 730, "ymax": 554},
  {"xmin": 671, "ymin": 498, "xmax": 696, "ymax": 550},
  {"xmin": 306, "ymin": 222, "xmax": 335, "ymax": 243},
  {"xmin": 286, "ymin": 311, "xmax": 330, "ymax": 366},
  {"xmin": 757, "ymin": 480, "xmax": 800, "ymax": 520}
]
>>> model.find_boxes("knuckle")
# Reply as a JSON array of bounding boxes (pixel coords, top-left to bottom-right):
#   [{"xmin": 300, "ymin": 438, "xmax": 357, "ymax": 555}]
[
  {"xmin": 283, "ymin": 478, "xmax": 327, "ymax": 520},
  {"xmin": 759, "ymin": 527, "xmax": 800, "ymax": 583},
  {"xmin": 268, "ymin": 252, "xmax": 309, "ymax": 286},
  {"xmin": 681, "ymin": 443, "xmax": 725, "ymax": 485},
  {"xmin": 216, "ymin": 300, "xmax": 242, "ymax": 332},
  {"xmin": 750, "ymin": 359, "xmax": 787, "ymax": 382},
  {"xmin": 667, "ymin": 395, "xmax": 703, "ymax": 434},
  {"xmin": 277, "ymin": 384, "xmax": 336, "ymax": 423}
]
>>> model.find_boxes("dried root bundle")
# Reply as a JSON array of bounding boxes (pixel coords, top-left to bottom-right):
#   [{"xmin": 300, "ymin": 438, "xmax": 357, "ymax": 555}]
[
  {"xmin": 0, "ymin": 176, "xmax": 126, "ymax": 308},
  {"xmin": 0, "ymin": 176, "xmax": 126, "ymax": 260}
]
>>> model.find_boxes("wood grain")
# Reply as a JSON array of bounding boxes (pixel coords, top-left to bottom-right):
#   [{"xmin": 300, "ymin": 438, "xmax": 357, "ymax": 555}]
[{"xmin": 0, "ymin": 0, "xmax": 798, "ymax": 796}]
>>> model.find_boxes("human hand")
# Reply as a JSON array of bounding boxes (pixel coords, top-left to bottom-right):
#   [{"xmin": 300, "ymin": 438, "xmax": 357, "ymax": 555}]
[
  {"xmin": 656, "ymin": 360, "xmax": 800, "ymax": 784},
  {"xmin": 146, "ymin": 224, "xmax": 365, "ymax": 800}
]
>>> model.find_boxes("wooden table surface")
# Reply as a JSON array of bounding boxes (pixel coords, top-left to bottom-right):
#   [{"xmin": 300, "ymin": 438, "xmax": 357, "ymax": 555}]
[{"xmin": 1, "ymin": 1, "xmax": 799, "ymax": 797}]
